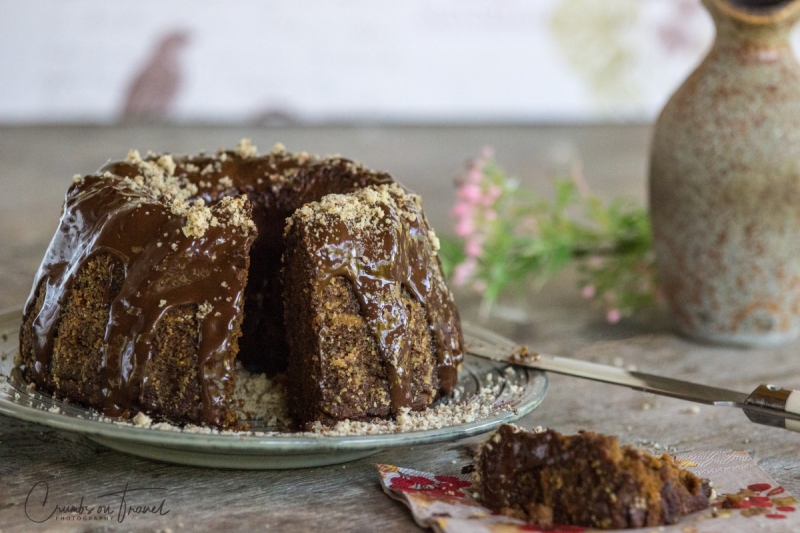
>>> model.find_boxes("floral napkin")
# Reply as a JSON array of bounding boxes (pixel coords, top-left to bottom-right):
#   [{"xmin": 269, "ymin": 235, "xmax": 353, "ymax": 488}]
[{"xmin": 377, "ymin": 450, "xmax": 799, "ymax": 532}]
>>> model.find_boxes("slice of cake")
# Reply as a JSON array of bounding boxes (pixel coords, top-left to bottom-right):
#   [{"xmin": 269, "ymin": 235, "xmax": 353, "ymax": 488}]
[
  {"xmin": 473, "ymin": 425, "xmax": 711, "ymax": 529},
  {"xmin": 283, "ymin": 183, "xmax": 461, "ymax": 427}
]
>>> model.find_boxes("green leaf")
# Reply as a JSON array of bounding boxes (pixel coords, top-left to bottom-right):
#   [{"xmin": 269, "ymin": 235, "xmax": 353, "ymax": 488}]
[
  {"xmin": 445, "ymin": 152, "xmax": 658, "ymax": 321},
  {"xmin": 438, "ymin": 236, "xmax": 466, "ymax": 278}
]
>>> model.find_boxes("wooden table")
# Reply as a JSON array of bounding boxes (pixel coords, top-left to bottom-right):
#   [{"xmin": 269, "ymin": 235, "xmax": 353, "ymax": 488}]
[{"xmin": 1, "ymin": 125, "xmax": 799, "ymax": 532}]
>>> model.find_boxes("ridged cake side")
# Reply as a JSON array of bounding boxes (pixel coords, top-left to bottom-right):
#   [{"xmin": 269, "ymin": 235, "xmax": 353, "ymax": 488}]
[{"xmin": 20, "ymin": 153, "xmax": 256, "ymax": 427}]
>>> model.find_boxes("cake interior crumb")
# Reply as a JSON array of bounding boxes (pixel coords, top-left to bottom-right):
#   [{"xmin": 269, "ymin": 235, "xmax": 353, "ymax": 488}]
[
  {"xmin": 233, "ymin": 362, "xmax": 291, "ymax": 429},
  {"xmin": 133, "ymin": 411, "xmax": 153, "ymax": 426}
]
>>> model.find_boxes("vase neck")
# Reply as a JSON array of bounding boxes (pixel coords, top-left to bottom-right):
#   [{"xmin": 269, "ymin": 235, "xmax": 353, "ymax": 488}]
[{"xmin": 704, "ymin": 0, "xmax": 800, "ymax": 49}]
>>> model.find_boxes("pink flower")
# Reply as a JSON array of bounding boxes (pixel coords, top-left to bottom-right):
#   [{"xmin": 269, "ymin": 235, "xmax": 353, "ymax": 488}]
[
  {"xmin": 451, "ymin": 202, "xmax": 472, "ymax": 218},
  {"xmin": 581, "ymin": 285, "xmax": 595, "ymax": 299},
  {"xmin": 465, "ymin": 238, "xmax": 483, "ymax": 258},
  {"xmin": 472, "ymin": 280, "xmax": 487, "ymax": 292},
  {"xmin": 453, "ymin": 259, "xmax": 476, "ymax": 286},
  {"xmin": 484, "ymin": 209, "xmax": 497, "ymax": 221},
  {"xmin": 467, "ymin": 167, "xmax": 483, "ymax": 184},
  {"xmin": 457, "ymin": 184, "xmax": 483, "ymax": 204},
  {"xmin": 455, "ymin": 218, "xmax": 475, "ymax": 238},
  {"xmin": 606, "ymin": 308, "xmax": 621, "ymax": 324}
]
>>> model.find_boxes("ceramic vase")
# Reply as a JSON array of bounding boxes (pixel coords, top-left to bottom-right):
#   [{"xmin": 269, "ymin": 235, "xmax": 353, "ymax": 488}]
[{"xmin": 650, "ymin": 0, "xmax": 800, "ymax": 346}]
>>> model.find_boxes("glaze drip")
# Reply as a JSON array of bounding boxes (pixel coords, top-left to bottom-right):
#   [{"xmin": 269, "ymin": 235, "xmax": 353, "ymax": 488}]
[
  {"xmin": 288, "ymin": 184, "xmax": 463, "ymax": 412},
  {"xmin": 25, "ymin": 171, "xmax": 255, "ymax": 425}
]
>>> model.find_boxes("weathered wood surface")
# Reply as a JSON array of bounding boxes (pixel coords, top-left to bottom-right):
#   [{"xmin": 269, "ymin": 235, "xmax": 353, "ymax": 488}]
[{"xmin": 2, "ymin": 125, "xmax": 799, "ymax": 533}]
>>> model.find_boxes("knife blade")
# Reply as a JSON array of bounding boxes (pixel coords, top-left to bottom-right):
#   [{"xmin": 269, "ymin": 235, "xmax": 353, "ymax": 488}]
[{"xmin": 463, "ymin": 321, "xmax": 800, "ymax": 432}]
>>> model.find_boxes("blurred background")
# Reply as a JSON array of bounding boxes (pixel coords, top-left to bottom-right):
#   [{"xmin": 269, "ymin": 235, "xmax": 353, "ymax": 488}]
[
  {"xmin": 2, "ymin": 0, "xmax": 796, "ymax": 325},
  {"xmin": 1, "ymin": 0, "xmax": 721, "ymax": 125},
  {"xmin": 0, "ymin": 0, "xmax": 718, "ymax": 315}
]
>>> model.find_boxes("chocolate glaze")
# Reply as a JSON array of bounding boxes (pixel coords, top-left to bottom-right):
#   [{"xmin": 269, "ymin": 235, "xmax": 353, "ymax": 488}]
[
  {"xmin": 21, "ymin": 145, "xmax": 463, "ymax": 426},
  {"xmin": 23, "ymin": 162, "xmax": 255, "ymax": 426},
  {"xmin": 294, "ymin": 185, "xmax": 463, "ymax": 412},
  {"xmin": 475, "ymin": 425, "xmax": 713, "ymax": 529},
  {"xmin": 476, "ymin": 425, "xmax": 560, "ymax": 507}
]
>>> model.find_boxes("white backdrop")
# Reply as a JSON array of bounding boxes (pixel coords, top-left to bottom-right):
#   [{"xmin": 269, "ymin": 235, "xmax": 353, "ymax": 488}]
[{"xmin": 0, "ymin": 0, "xmax": 766, "ymax": 124}]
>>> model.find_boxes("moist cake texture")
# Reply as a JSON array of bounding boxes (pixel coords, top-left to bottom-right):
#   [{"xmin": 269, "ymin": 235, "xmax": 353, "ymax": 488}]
[
  {"xmin": 283, "ymin": 184, "xmax": 460, "ymax": 426},
  {"xmin": 19, "ymin": 140, "xmax": 464, "ymax": 428},
  {"xmin": 474, "ymin": 425, "xmax": 711, "ymax": 529}
]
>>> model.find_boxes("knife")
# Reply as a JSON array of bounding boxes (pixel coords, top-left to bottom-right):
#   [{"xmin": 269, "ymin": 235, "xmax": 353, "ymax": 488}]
[{"xmin": 464, "ymin": 321, "xmax": 800, "ymax": 432}]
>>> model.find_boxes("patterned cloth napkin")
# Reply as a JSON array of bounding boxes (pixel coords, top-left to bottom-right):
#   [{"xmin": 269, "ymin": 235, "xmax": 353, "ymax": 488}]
[{"xmin": 377, "ymin": 450, "xmax": 800, "ymax": 532}]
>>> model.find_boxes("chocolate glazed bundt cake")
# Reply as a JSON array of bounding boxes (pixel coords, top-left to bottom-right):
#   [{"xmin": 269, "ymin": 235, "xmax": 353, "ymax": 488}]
[{"xmin": 19, "ymin": 140, "xmax": 464, "ymax": 429}]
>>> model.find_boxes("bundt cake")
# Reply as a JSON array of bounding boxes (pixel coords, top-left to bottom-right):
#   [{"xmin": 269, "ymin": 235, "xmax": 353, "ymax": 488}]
[
  {"xmin": 473, "ymin": 425, "xmax": 712, "ymax": 529},
  {"xmin": 19, "ymin": 140, "xmax": 464, "ymax": 429}
]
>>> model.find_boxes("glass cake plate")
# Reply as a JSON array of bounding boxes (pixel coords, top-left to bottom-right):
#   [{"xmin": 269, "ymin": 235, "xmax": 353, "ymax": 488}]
[{"xmin": 0, "ymin": 308, "xmax": 546, "ymax": 469}]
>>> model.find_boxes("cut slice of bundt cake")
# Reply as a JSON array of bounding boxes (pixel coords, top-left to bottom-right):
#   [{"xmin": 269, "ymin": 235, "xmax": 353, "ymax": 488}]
[
  {"xmin": 19, "ymin": 141, "xmax": 464, "ymax": 429},
  {"xmin": 283, "ymin": 184, "xmax": 461, "ymax": 427},
  {"xmin": 473, "ymin": 425, "xmax": 711, "ymax": 529}
]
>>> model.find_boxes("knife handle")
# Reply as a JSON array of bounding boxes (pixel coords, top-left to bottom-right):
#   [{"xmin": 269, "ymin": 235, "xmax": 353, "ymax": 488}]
[{"xmin": 743, "ymin": 384, "xmax": 800, "ymax": 432}]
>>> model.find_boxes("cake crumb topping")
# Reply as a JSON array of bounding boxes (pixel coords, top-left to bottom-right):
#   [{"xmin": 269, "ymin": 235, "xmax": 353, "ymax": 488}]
[
  {"xmin": 287, "ymin": 184, "xmax": 427, "ymax": 241},
  {"xmin": 121, "ymin": 149, "xmax": 198, "ymax": 204},
  {"xmin": 218, "ymin": 195, "xmax": 255, "ymax": 234},
  {"xmin": 133, "ymin": 411, "xmax": 153, "ymax": 427},
  {"xmin": 125, "ymin": 149, "xmax": 143, "ymax": 164},
  {"xmin": 196, "ymin": 301, "xmax": 213, "ymax": 320},
  {"xmin": 233, "ymin": 362, "xmax": 291, "ymax": 428},
  {"xmin": 116, "ymin": 147, "xmax": 257, "ymax": 238},
  {"xmin": 175, "ymin": 198, "xmax": 213, "ymax": 238},
  {"xmin": 235, "ymin": 138, "xmax": 258, "ymax": 158},
  {"xmin": 157, "ymin": 154, "xmax": 177, "ymax": 176},
  {"xmin": 427, "ymin": 230, "xmax": 440, "ymax": 252}
]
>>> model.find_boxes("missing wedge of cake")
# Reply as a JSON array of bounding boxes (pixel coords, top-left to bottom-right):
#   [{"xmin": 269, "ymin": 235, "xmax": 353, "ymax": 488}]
[{"xmin": 473, "ymin": 424, "xmax": 712, "ymax": 529}]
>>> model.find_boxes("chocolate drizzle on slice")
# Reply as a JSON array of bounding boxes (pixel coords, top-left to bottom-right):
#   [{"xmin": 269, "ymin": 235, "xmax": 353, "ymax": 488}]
[
  {"xmin": 24, "ymin": 170, "xmax": 255, "ymax": 426},
  {"xmin": 288, "ymin": 184, "xmax": 463, "ymax": 412}
]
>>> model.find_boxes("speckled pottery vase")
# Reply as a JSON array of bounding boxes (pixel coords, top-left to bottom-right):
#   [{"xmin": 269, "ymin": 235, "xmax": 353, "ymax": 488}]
[{"xmin": 650, "ymin": 0, "xmax": 800, "ymax": 346}]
